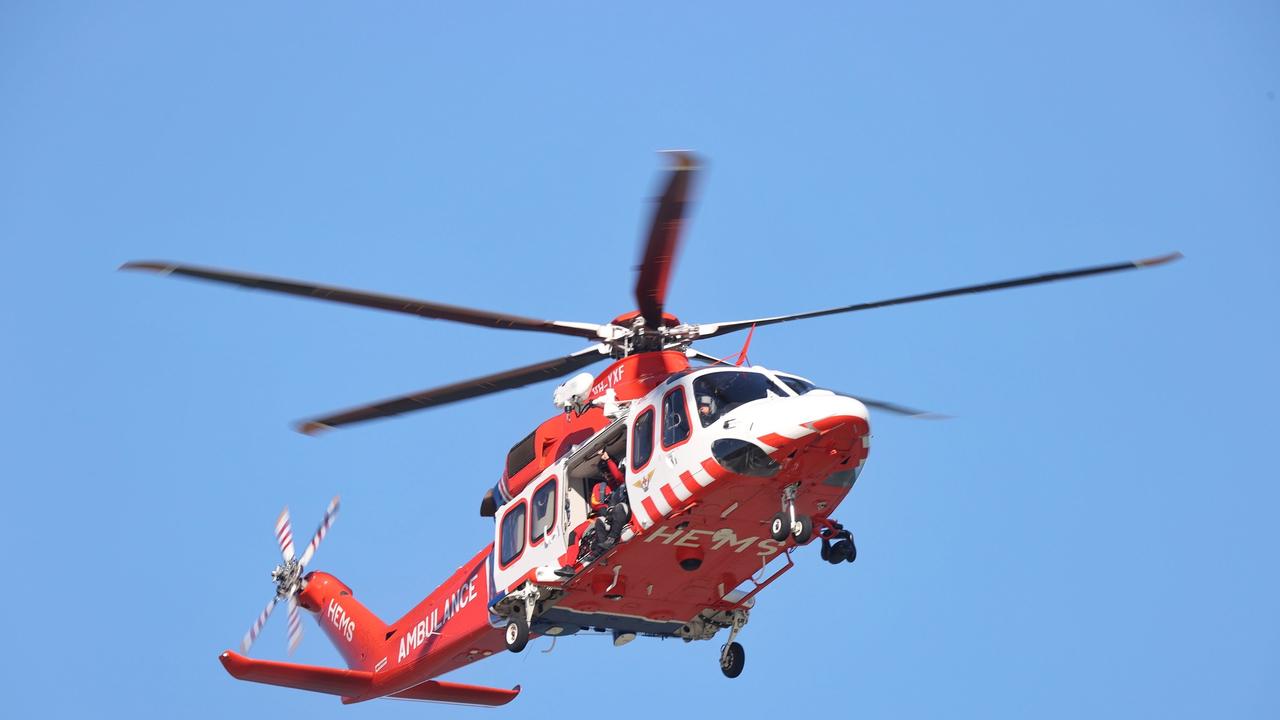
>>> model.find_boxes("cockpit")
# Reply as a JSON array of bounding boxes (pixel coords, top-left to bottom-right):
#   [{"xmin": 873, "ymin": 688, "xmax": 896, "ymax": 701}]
[{"xmin": 690, "ymin": 369, "xmax": 791, "ymax": 427}]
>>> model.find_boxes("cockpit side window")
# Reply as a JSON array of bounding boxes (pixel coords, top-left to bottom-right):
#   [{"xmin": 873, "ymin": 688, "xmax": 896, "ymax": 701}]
[
  {"xmin": 692, "ymin": 371, "xmax": 789, "ymax": 427},
  {"xmin": 662, "ymin": 387, "xmax": 691, "ymax": 448}
]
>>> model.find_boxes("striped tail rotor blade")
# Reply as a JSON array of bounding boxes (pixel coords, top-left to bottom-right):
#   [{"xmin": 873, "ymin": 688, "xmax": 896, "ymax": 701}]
[
  {"xmin": 240, "ymin": 595, "xmax": 278, "ymax": 654},
  {"xmin": 298, "ymin": 495, "xmax": 340, "ymax": 568},
  {"xmin": 286, "ymin": 595, "xmax": 304, "ymax": 655},
  {"xmin": 275, "ymin": 507, "xmax": 296, "ymax": 562}
]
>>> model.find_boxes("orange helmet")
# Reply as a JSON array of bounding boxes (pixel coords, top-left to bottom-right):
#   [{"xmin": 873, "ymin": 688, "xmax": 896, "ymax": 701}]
[{"xmin": 589, "ymin": 482, "xmax": 610, "ymax": 512}]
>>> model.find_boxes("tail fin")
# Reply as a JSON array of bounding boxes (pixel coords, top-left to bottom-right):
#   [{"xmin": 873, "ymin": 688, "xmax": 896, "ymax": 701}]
[{"xmin": 298, "ymin": 571, "xmax": 387, "ymax": 671}]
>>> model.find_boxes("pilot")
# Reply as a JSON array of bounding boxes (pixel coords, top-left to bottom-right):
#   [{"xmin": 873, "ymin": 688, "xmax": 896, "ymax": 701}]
[{"xmin": 697, "ymin": 394, "xmax": 717, "ymax": 420}]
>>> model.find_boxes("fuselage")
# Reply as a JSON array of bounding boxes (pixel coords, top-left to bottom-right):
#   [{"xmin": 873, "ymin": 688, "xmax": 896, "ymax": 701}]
[{"xmin": 295, "ymin": 351, "xmax": 871, "ymax": 701}]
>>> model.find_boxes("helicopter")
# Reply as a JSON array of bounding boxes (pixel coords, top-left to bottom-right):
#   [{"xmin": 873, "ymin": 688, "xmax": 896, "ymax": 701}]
[{"xmin": 122, "ymin": 152, "xmax": 1179, "ymax": 706}]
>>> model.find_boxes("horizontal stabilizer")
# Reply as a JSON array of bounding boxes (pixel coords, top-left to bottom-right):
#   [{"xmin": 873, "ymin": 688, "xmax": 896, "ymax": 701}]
[
  {"xmin": 220, "ymin": 650, "xmax": 371, "ymax": 698},
  {"xmin": 390, "ymin": 679, "xmax": 521, "ymax": 706}
]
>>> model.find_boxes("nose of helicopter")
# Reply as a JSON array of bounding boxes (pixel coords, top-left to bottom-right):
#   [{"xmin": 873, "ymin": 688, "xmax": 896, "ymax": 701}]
[
  {"xmin": 757, "ymin": 393, "xmax": 869, "ymax": 451},
  {"xmin": 761, "ymin": 394, "xmax": 871, "ymax": 488},
  {"xmin": 709, "ymin": 393, "xmax": 871, "ymax": 481}
]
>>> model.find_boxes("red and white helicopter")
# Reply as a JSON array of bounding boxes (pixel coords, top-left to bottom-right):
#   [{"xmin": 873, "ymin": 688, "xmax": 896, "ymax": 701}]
[{"xmin": 123, "ymin": 153, "xmax": 1179, "ymax": 707}]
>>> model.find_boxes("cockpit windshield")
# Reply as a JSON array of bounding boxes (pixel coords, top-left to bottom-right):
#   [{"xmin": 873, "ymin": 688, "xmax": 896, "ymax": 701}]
[
  {"xmin": 776, "ymin": 374, "xmax": 818, "ymax": 395},
  {"xmin": 692, "ymin": 371, "xmax": 789, "ymax": 427}
]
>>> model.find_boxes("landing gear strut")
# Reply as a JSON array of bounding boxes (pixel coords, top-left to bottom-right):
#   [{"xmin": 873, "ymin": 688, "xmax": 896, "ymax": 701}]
[
  {"xmin": 719, "ymin": 609, "xmax": 748, "ymax": 678},
  {"xmin": 499, "ymin": 590, "xmax": 542, "ymax": 653},
  {"xmin": 770, "ymin": 483, "xmax": 813, "ymax": 544}
]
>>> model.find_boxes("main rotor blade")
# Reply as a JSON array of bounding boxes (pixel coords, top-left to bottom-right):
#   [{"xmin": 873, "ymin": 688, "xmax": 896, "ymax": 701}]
[
  {"xmin": 297, "ymin": 344, "xmax": 608, "ymax": 434},
  {"xmin": 274, "ymin": 507, "xmax": 296, "ymax": 563},
  {"xmin": 855, "ymin": 396, "xmax": 948, "ymax": 420},
  {"xmin": 635, "ymin": 152, "xmax": 699, "ymax": 328},
  {"xmin": 120, "ymin": 261, "xmax": 601, "ymax": 339},
  {"xmin": 241, "ymin": 595, "xmax": 278, "ymax": 655},
  {"xmin": 298, "ymin": 496, "xmax": 340, "ymax": 568},
  {"xmin": 696, "ymin": 252, "xmax": 1183, "ymax": 340}
]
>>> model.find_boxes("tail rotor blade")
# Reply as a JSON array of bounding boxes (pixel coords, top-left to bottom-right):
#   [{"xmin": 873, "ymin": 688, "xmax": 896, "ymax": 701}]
[
  {"xmin": 298, "ymin": 495, "xmax": 340, "ymax": 568},
  {"xmin": 240, "ymin": 595, "xmax": 278, "ymax": 654},
  {"xmin": 286, "ymin": 595, "xmax": 304, "ymax": 655},
  {"xmin": 274, "ymin": 507, "xmax": 296, "ymax": 562}
]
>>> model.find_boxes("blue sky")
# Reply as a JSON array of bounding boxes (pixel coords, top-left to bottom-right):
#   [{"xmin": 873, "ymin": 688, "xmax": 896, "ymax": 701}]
[{"xmin": 2, "ymin": 2, "xmax": 1277, "ymax": 717}]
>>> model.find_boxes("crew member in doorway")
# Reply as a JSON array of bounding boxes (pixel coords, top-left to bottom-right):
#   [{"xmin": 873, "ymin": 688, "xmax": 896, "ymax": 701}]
[
  {"xmin": 560, "ymin": 449, "xmax": 631, "ymax": 576},
  {"xmin": 591, "ymin": 449, "xmax": 629, "ymax": 554}
]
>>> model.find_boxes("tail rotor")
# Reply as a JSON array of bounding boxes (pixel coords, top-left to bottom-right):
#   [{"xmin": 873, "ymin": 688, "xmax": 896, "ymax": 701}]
[{"xmin": 238, "ymin": 496, "xmax": 341, "ymax": 656}]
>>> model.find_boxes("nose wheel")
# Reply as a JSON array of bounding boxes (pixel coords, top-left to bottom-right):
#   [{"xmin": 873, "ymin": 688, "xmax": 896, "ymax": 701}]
[
  {"xmin": 720, "ymin": 641, "xmax": 745, "ymax": 678},
  {"xmin": 770, "ymin": 484, "xmax": 813, "ymax": 544},
  {"xmin": 718, "ymin": 609, "xmax": 749, "ymax": 678}
]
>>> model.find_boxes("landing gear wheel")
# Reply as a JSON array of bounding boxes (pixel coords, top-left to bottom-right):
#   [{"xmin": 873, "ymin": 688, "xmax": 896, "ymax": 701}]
[
  {"xmin": 792, "ymin": 515, "xmax": 813, "ymax": 544},
  {"xmin": 504, "ymin": 616, "xmax": 529, "ymax": 653},
  {"xmin": 720, "ymin": 641, "xmax": 745, "ymax": 678},
  {"xmin": 769, "ymin": 513, "xmax": 790, "ymax": 542}
]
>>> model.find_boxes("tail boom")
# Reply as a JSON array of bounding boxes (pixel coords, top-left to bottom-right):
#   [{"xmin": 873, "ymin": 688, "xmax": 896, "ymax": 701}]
[
  {"xmin": 296, "ymin": 571, "xmax": 387, "ymax": 672},
  {"xmin": 223, "ymin": 548, "xmax": 516, "ymax": 704}
]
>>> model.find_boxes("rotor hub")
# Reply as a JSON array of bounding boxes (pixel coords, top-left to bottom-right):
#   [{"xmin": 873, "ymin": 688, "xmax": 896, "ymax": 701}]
[
  {"xmin": 271, "ymin": 558, "xmax": 304, "ymax": 598},
  {"xmin": 600, "ymin": 310, "xmax": 699, "ymax": 358},
  {"xmin": 609, "ymin": 309, "xmax": 681, "ymax": 328}
]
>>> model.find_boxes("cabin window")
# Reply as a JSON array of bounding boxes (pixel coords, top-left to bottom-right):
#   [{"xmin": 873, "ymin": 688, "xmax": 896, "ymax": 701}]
[
  {"xmin": 530, "ymin": 478, "xmax": 556, "ymax": 544},
  {"xmin": 662, "ymin": 387, "xmax": 691, "ymax": 449},
  {"xmin": 631, "ymin": 407, "xmax": 655, "ymax": 471},
  {"xmin": 499, "ymin": 501, "xmax": 527, "ymax": 568},
  {"xmin": 693, "ymin": 371, "xmax": 789, "ymax": 427}
]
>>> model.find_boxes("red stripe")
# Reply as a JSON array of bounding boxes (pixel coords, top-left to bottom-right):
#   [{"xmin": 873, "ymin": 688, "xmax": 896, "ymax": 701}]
[
  {"xmin": 641, "ymin": 497, "xmax": 662, "ymax": 524},
  {"xmin": 810, "ymin": 415, "xmax": 858, "ymax": 432},
  {"xmin": 631, "ymin": 499, "xmax": 651, "ymax": 525},
  {"xmin": 757, "ymin": 432, "xmax": 792, "ymax": 449},
  {"xmin": 700, "ymin": 457, "xmax": 731, "ymax": 482},
  {"xmin": 679, "ymin": 470, "xmax": 701, "ymax": 495},
  {"xmin": 660, "ymin": 483, "xmax": 681, "ymax": 509}
]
